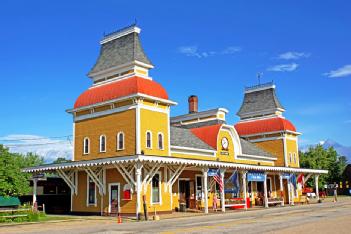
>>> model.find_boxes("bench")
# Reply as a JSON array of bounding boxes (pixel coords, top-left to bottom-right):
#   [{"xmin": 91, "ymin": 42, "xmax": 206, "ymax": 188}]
[{"xmin": 0, "ymin": 208, "xmax": 31, "ymax": 221}]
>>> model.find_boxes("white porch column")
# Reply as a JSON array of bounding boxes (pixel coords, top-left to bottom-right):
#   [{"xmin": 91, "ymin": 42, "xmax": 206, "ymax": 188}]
[
  {"xmin": 202, "ymin": 168, "xmax": 208, "ymax": 214},
  {"xmin": 263, "ymin": 173, "xmax": 268, "ymax": 208},
  {"xmin": 242, "ymin": 171, "xmax": 248, "ymax": 210},
  {"xmin": 135, "ymin": 162, "xmax": 142, "ymax": 220},
  {"xmin": 32, "ymin": 178, "xmax": 38, "ymax": 207},
  {"xmin": 315, "ymin": 174, "xmax": 320, "ymax": 201},
  {"xmin": 287, "ymin": 177, "xmax": 291, "ymax": 205},
  {"xmin": 220, "ymin": 169, "xmax": 225, "ymax": 212},
  {"xmin": 279, "ymin": 174, "xmax": 284, "ymax": 206}
]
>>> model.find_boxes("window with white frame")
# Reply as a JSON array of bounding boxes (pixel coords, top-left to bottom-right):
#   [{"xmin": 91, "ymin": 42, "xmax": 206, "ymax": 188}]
[
  {"xmin": 289, "ymin": 152, "xmax": 292, "ymax": 163},
  {"xmin": 146, "ymin": 131, "xmax": 152, "ymax": 149},
  {"xmin": 117, "ymin": 132, "xmax": 124, "ymax": 150},
  {"xmin": 87, "ymin": 176, "xmax": 96, "ymax": 205},
  {"xmin": 293, "ymin": 153, "xmax": 297, "ymax": 164},
  {"xmin": 151, "ymin": 173, "xmax": 160, "ymax": 203},
  {"xmin": 100, "ymin": 135, "xmax": 106, "ymax": 152},
  {"xmin": 158, "ymin": 133, "xmax": 164, "ymax": 150},
  {"xmin": 83, "ymin": 137, "xmax": 90, "ymax": 155}
]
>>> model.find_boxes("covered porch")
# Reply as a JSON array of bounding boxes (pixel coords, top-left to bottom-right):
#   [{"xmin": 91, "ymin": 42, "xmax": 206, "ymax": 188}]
[{"xmin": 23, "ymin": 155, "xmax": 328, "ymax": 219}]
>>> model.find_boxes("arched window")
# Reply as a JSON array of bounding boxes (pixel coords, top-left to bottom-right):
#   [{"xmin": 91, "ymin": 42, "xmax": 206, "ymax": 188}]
[
  {"xmin": 83, "ymin": 137, "xmax": 90, "ymax": 155},
  {"xmin": 117, "ymin": 132, "xmax": 124, "ymax": 150},
  {"xmin": 146, "ymin": 131, "xmax": 152, "ymax": 149},
  {"xmin": 100, "ymin": 135, "xmax": 106, "ymax": 152},
  {"xmin": 158, "ymin": 133, "xmax": 164, "ymax": 150}
]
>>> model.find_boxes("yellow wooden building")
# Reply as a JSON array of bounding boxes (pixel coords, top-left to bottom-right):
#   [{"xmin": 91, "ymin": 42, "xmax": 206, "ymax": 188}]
[{"xmin": 24, "ymin": 24, "xmax": 327, "ymax": 218}]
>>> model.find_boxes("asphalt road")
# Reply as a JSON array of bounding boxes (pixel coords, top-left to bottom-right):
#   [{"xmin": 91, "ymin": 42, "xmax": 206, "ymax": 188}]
[{"xmin": 2, "ymin": 199, "xmax": 351, "ymax": 234}]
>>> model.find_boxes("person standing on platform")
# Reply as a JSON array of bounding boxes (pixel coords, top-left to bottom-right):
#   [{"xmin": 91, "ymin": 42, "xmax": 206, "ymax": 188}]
[
  {"xmin": 333, "ymin": 182, "xmax": 338, "ymax": 202},
  {"xmin": 213, "ymin": 193, "xmax": 218, "ymax": 212}
]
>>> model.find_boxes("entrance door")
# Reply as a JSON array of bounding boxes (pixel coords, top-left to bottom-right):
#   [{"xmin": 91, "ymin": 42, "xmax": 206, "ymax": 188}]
[
  {"xmin": 109, "ymin": 183, "xmax": 120, "ymax": 214},
  {"xmin": 179, "ymin": 180, "xmax": 190, "ymax": 208}
]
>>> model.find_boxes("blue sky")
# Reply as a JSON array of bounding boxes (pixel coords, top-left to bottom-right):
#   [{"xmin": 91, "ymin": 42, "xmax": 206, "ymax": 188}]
[{"xmin": 0, "ymin": 0, "xmax": 350, "ymax": 159}]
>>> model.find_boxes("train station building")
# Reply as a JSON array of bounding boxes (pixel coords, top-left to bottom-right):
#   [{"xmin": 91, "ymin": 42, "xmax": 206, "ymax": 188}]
[{"xmin": 24, "ymin": 25, "xmax": 327, "ymax": 218}]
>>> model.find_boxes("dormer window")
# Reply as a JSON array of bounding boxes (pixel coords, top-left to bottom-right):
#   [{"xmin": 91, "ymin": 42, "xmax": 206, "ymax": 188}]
[
  {"xmin": 83, "ymin": 137, "xmax": 90, "ymax": 155},
  {"xmin": 117, "ymin": 132, "xmax": 124, "ymax": 150},
  {"xmin": 146, "ymin": 131, "xmax": 152, "ymax": 149},
  {"xmin": 158, "ymin": 133, "xmax": 164, "ymax": 150},
  {"xmin": 100, "ymin": 135, "xmax": 106, "ymax": 153}
]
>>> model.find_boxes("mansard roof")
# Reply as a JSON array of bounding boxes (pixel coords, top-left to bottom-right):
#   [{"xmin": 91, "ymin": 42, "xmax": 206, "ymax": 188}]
[
  {"xmin": 170, "ymin": 126, "xmax": 214, "ymax": 150},
  {"xmin": 237, "ymin": 82, "xmax": 285, "ymax": 119},
  {"xmin": 74, "ymin": 76, "xmax": 168, "ymax": 109},
  {"xmin": 88, "ymin": 24, "xmax": 153, "ymax": 77},
  {"xmin": 235, "ymin": 117, "xmax": 297, "ymax": 136}
]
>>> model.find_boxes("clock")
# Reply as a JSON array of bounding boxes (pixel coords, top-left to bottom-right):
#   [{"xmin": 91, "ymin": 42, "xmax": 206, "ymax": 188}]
[{"xmin": 221, "ymin": 137, "xmax": 229, "ymax": 150}]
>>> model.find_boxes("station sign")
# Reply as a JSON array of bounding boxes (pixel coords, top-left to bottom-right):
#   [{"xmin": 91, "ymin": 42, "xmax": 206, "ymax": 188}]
[{"xmin": 247, "ymin": 172, "xmax": 266, "ymax": 182}]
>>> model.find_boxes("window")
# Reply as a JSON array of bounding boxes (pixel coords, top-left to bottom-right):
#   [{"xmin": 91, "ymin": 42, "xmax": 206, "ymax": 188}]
[
  {"xmin": 158, "ymin": 133, "xmax": 164, "ymax": 150},
  {"xmin": 151, "ymin": 173, "xmax": 160, "ymax": 203},
  {"xmin": 87, "ymin": 176, "xmax": 96, "ymax": 205},
  {"xmin": 83, "ymin": 137, "xmax": 90, "ymax": 155},
  {"xmin": 146, "ymin": 131, "xmax": 152, "ymax": 149},
  {"xmin": 195, "ymin": 175, "xmax": 203, "ymax": 200},
  {"xmin": 289, "ymin": 153, "xmax": 292, "ymax": 163},
  {"xmin": 117, "ymin": 132, "xmax": 124, "ymax": 150},
  {"xmin": 293, "ymin": 153, "xmax": 297, "ymax": 164},
  {"xmin": 100, "ymin": 135, "xmax": 106, "ymax": 152}
]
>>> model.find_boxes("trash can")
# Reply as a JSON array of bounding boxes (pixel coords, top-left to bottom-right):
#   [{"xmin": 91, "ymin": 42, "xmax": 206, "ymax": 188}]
[{"xmin": 179, "ymin": 203, "xmax": 186, "ymax": 212}]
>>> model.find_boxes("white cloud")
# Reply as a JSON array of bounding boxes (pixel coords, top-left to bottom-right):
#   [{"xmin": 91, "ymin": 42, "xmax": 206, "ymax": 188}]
[
  {"xmin": 0, "ymin": 134, "xmax": 73, "ymax": 163},
  {"xmin": 324, "ymin": 64, "xmax": 351, "ymax": 78},
  {"xmin": 267, "ymin": 63, "xmax": 299, "ymax": 72},
  {"xmin": 278, "ymin": 51, "xmax": 310, "ymax": 60},
  {"xmin": 178, "ymin": 46, "xmax": 202, "ymax": 58},
  {"xmin": 178, "ymin": 46, "xmax": 241, "ymax": 58}
]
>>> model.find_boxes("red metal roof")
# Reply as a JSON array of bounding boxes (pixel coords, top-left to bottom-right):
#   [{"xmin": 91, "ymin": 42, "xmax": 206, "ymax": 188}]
[
  {"xmin": 74, "ymin": 76, "xmax": 168, "ymax": 108},
  {"xmin": 190, "ymin": 124, "xmax": 222, "ymax": 149},
  {"xmin": 234, "ymin": 117, "xmax": 296, "ymax": 136}
]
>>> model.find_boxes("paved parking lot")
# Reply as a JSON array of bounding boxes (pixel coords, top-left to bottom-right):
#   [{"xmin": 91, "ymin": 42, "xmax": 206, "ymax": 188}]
[{"xmin": 1, "ymin": 198, "xmax": 350, "ymax": 234}]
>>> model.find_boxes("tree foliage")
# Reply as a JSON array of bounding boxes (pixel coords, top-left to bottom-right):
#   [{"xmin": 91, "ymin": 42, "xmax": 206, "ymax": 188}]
[
  {"xmin": 53, "ymin": 157, "xmax": 71, "ymax": 164},
  {"xmin": 300, "ymin": 145, "xmax": 348, "ymax": 187},
  {"xmin": 0, "ymin": 144, "xmax": 43, "ymax": 196}
]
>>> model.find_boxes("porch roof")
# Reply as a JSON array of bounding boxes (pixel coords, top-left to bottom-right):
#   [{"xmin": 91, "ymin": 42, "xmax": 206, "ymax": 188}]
[{"xmin": 23, "ymin": 155, "xmax": 328, "ymax": 175}]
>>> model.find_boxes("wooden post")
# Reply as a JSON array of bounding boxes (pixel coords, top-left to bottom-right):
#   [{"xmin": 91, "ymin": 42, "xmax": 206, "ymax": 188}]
[
  {"xmin": 135, "ymin": 162, "xmax": 142, "ymax": 220},
  {"xmin": 220, "ymin": 169, "xmax": 225, "ymax": 212},
  {"xmin": 202, "ymin": 168, "xmax": 208, "ymax": 214},
  {"xmin": 32, "ymin": 178, "xmax": 38, "ymax": 211},
  {"xmin": 242, "ymin": 171, "xmax": 248, "ymax": 210},
  {"xmin": 264, "ymin": 173, "xmax": 268, "ymax": 208}
]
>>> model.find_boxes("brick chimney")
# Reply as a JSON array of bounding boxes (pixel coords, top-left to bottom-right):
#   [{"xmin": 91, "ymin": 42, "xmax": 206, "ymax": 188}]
[{"xmin": 188, "ymin": 95, "xmax": 198, "ymax": 113}]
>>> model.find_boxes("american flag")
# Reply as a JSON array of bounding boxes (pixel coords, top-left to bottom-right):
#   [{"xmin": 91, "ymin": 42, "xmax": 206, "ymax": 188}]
[{"xmin": 213, "ymin": 169, "xmax": 224, "ymax": 192}]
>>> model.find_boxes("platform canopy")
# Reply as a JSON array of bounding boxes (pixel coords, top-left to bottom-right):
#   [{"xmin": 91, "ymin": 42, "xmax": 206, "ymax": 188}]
[{"xmin": 22, "ymin": 155, "xmax": 328, "ymax": 175}]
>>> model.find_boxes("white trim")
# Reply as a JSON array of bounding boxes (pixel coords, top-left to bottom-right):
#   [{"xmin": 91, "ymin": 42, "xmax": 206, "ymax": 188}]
[
  {"xmin": 220, "ymin": 125, "xmax": 242, "ymax": 157},
  {"xmin": 170, "ymin": 108, "xmax": 228, "ymax": 124},
  {"xmin": 23, "ymin": 155, "xmax": 328, "ymax": 175},
  {"xmin": 248, "ymin": 136, "xmax": 284, "ymax": 143},
  {"xmin": 67, "ymin": 92, "xmax": 176, "ymax": 114},
  {"xmin": 117, "ymin": 131, "xmax": 125, "ymax": 151},
  {"xmin": 108, "ymin": 183, "xmax": 120, "ymax": 213},
  {"xmin": 99, "ymin": 135, "xmax": 107, "ymax": 153},
  {"xmin": 83, "ymin": 137, "xmax": 90, "ymax": 155},
  {"xmin": 139, "ymin": 104, "xmax": 170, "ymax": 114},
  {"xmin": 146, "ymin": 131, "xmax": 152, "ymax": 149},
  {"xmin": 171, "ymin": 146, "xmax": 216, "ymax": 157},
  {"xmin": 86, "ymin": 175, "xmax": 97, "ymax": 207},
  {"xmin": 136, "ymin": 103, "xmax": 141, "ymax": 154},
  {"xmin": 73, "ymin": 105, "xmax": 136, "ymax": 122},
  {"xmin": 157, "ymin": 132, "xmax": 164, "ymax": 150},
  {"xmin": 150, "ymin": 172, "xmax": 162, "ymax": 205},
  {"xmin": 283, "ymin": 137, "xmax": 288, "ymax": 167},
  {"xmin": 245, "ymin": 84, "xmax": 276, "ymax": 94},
  {"xmin": 101, "ymin": 26, "xmax": 141, "ymax": 44},
  {"xmin": 72, "ymin": 123, "xmax": 75, "ymax": 161}
]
